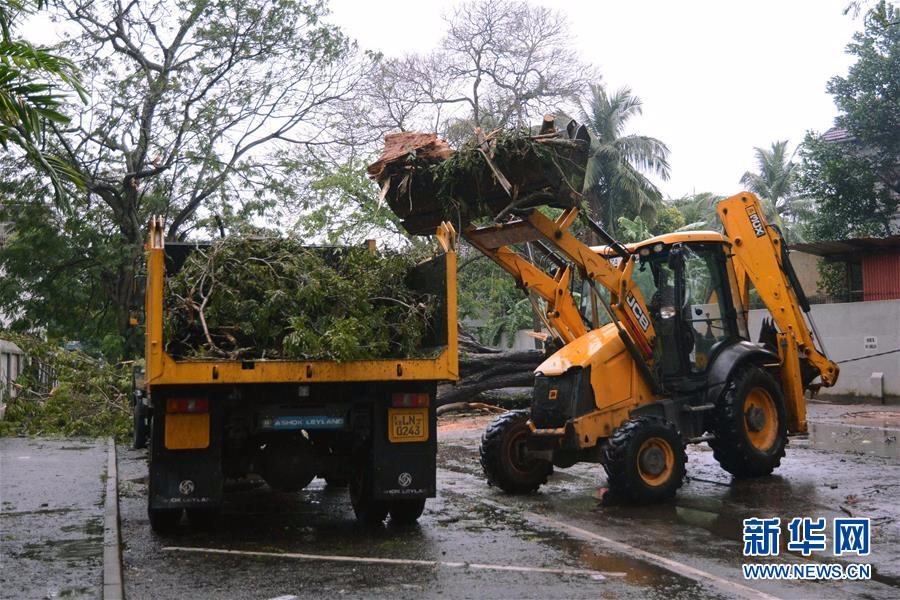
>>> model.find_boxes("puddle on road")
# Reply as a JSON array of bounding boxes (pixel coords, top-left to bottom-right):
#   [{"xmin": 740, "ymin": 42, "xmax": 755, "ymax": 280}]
[{"xmin": 808, "ymin": 421, "xmax": 899, "ymax": 461}]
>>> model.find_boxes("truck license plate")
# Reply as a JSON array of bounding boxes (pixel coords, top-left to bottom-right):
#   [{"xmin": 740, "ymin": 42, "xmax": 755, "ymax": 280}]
[{"xmin": 388, "ymin": 408, "xmax": 428, "ymax": 443}]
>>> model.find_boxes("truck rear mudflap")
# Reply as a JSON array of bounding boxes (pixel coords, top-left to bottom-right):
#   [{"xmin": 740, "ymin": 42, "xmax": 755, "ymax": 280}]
[
  {"xmin": 369, "ymin": 387, "xmax": 437, "ymax": 500},
  {"xmin": 148, "ymin": 416, "xmax": 223, "ymax": 510}
]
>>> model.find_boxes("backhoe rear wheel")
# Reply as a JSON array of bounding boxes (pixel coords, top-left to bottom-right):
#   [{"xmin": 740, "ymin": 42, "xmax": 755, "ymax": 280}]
[
  {"xmin": 480, "ymin": 410, "xmax": 552, "ymax": 494},
  {"xmin": 709, "ymin": 366, "xmax": 787, "ymax": 477},
  {"xmin": 603, "ymin": 417, "xmax": 686, "ymax": 504}
]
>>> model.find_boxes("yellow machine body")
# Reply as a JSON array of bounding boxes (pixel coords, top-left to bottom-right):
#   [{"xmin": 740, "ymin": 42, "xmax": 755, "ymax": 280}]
[{"xmin": 465, "ymin": 192, "xmax": 839, "ymax": 452}]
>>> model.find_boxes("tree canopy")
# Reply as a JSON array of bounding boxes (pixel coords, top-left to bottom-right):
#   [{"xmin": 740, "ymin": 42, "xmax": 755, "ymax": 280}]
[
  {"xmin": 799, "ymin": 1, "xmax": 899, "ymax": 241},
  {"xmin": 0, "ymin": 0, "xmax": 368, "ymax": 353}
]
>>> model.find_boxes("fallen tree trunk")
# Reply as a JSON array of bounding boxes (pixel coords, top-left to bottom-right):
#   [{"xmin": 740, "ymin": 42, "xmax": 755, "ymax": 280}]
[
  {"xmin": 437, "ymin": 328, "xmax": 547, "ymax": 406},
  {"xmin": 436, "ymin": 402, "xmax": 507, "ymax": 416}
]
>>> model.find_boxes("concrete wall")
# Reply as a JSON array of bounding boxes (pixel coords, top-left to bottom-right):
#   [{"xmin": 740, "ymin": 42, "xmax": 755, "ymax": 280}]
[
  {"xmin": 749, "ymin": 300, "xmax": 900, "ymax": 399},
  {"xmin": 498, "ymin": 329, "xmax": 545, "ymax": 352},
  {"xmin": 788, "ymin": 250, "xmax": 823, "ymax": 298}
]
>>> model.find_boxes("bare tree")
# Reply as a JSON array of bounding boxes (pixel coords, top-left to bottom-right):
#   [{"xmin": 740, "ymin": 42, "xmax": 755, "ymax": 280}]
[{"xmin": 360, "ymin": 0, "xmax": 594, "ymax": 142}]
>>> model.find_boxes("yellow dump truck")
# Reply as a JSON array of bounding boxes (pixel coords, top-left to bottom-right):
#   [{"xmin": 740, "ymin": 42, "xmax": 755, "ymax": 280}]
[{"xmin": 133, "ymin": 218, "xmax": 458, "ymax": 531}]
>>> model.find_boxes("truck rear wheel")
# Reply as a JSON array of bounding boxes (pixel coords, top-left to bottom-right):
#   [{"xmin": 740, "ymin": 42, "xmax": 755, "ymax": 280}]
[
  {"xmin": 350, "ymin": 473, "xmax": 388, "ymax": 525},
  {"xmin": 388, "ymin": 499, "xmax": 426, "ymax": 525},
  {"xmin": 603, "ymin": 417, "xmax": 686, "ymax": 504},
  {"xmin": 709, "ymin": 366, "xmax": 787, "ymax": 477},
  {"xmin": 480, "ymin": 410, "xmax": 551, "ymax": 494},
  {"xmin": 148, "ymin": 507, "xmax": 182, "ymax": 533},
  {"xmin": 132, "ymin": 399, "xmax": 149, "ymax": 450},
  {"xmin": 186, "ymin": 507, "xmax": 220, "ymax": 530}
]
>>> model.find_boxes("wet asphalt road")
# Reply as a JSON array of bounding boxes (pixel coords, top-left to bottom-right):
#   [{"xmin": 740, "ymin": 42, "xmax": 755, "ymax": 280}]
[
  {"xmin": 1, "ymin": 438, "xmax": 107, "ymax": 599},
  {"xmin": 114, "ymin": 402, "xmax": 900, "ymax": 600}
]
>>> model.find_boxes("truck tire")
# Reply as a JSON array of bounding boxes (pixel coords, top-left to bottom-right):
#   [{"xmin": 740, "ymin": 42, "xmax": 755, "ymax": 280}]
[
  {"xmin": 148, "ymin": 507, "xmax": 182, "ymax": 533},
  {"xmin": 388, "ymin": 499, "xmax": 426, "ymax": 525},
  {"xmin": 350, "ymin": 473, "xmax": 388, "ymax": 525},
  {"xmin": 709, "ymin": 366, "xmax": 787, "ymax": 477},
  {"xmin": 186, "ymin": 507, "xmax": 220, "ymax": 530},
  {"xmin": 603, "ymin": 417, "xmax": 686, "ymax": 504},
  {"xmin": 132, "ymin": 399, "xmax": 149, "ymax": 450},
  {"xmin": 324, "ymin": 476, "xmax": 349, "ymax": 488},
  {"xmin": 480, "ymin": 410, "xmax": 551, "ymax": 494}
]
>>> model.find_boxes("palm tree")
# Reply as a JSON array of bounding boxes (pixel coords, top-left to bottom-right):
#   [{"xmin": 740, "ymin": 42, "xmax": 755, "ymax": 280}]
[
  {"xmin": 578, "ymin": 82, "xmax": 670, "ymax": 238},
  {"xmin": 0, "ymin": 1, "xmax": 84, "ymax": 193},
  {"xmin": 739, "ymin": 141, "xmax": 809, "ymax": 242},
  {"xmin": 672, "ymin": 192, "xmax": 725, "ymax": 232}
]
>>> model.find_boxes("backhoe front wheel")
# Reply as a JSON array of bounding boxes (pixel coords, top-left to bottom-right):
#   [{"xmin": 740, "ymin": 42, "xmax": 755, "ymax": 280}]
[
  {"xmin": 604, "ymin": 417, "xmax": 687, "ymax": 503},
  {"xmin": 480, "ymin": 410, "xmax": 552, "ymax": 494},
  {"xmin": 709, "ymin": 366, "xmax": 787, "ymax": 477}
]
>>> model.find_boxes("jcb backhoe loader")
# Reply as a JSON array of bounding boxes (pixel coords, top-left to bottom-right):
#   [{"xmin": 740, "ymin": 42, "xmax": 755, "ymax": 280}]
[{"xmin": 468, "ymin": 192, "xmax": 839, "ymax": 502}]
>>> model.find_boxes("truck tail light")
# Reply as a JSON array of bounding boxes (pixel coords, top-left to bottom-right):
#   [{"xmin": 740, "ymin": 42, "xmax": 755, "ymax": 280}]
[
  {"xmin": 166, "ymin": 397, "xmax": 209, "ymax": 414},
  {"xmin": 391, "ymin": 393, "xmax": 429, "ymax": 408}
]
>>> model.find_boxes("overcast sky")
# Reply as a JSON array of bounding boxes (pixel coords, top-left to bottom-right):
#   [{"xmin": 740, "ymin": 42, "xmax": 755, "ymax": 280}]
[{"xmin": 330, "ymin": 0, "xmax": 862, "ymax": 199}]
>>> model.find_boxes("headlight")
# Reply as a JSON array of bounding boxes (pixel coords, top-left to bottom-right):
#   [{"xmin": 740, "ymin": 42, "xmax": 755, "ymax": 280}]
[{"xmin": 660, "ymin": 305, "xmax": 676, "ymax": 319}]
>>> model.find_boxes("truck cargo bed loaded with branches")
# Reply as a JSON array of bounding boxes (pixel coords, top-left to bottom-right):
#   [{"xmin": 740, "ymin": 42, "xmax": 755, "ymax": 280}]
[{"xmin": 134, "ymin": 219, "xmax": 459, "ymax": 531}]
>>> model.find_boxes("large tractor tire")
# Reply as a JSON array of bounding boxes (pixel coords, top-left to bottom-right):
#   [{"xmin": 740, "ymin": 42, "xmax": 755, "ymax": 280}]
[
  {"xmin": 479, "ymin": 410, "xmax": 552, "ymax": 494},
  {"xmin": 709, "ymin": 366, "xmax": 787, "ymax": 477},
  {"xmin": 604, "ymin": 417, "xmax": 687, "ymax": 504}
]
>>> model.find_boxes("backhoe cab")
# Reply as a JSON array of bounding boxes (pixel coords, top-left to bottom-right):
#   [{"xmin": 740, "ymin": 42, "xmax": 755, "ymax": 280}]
[{"xmin": 476, "ymin": 192, "xmax": 838, "ymax": 503}]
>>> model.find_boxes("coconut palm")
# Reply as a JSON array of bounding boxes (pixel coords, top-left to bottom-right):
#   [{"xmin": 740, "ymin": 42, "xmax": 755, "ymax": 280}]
[
  {"xmin": 0, "ymin": 1, "xmax": 84, "ymax": 192},
  {"xmin": 672, "ymin": 192, "xmax": 725, "ymax": 232},
  {"xmin": 578, "ymin": 82, "xmax": 670, "ymax": 237},
  {"xmin": 739, "ymin": 141, "xmax": 809, "ymax": 242}
]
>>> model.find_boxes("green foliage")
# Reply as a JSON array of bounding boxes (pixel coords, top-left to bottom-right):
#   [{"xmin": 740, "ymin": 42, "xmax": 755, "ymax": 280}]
[
  {"xmin": 375, "ymin": 128, "xmax": 587, "ymax": 235},
  {"xmin": 670, "ymin": 192, "xmax": 725, "ymax": 231},
  {"xmin": 164, "ymin": 238, "xmax": 436, "ymax": 361},
  {"xmin": 577, "ymin": 81, "xmax": 670, "ymax": 235},
  {"xmin": 799, "ymin": 133, "xmax": 898, "ymax": 239},
  {"xmin": 0, "ymin": 0, "xmax": 84, "ymax": 196},
  {"xmin": 739, "ymin": 140, "xmax": 809, "ymax": 243},
  {"xmin": 457, "ymin": 252, "xmax": 534, "ymax": 348},
  {"xmin": 0, "ymin": 333, "xmax": 132, "ymax": 442},
  {"xmin": 650, "ymin": 204, "xmax": 686, "ymax": 236},
  {"xmin": 829, "ymin": 2, "xmax": 899, "ymax": 175},
  {"xmin": 816, "ymin": 261, "xmax": 849, "ymax": 300},
  {"xmin": 799, "ymin": 2, "xmax": 899, "ymax": 241},
  {"xmin": 0, "ymin": 0, "xmax": 363, "ymax": 354},
  {"xmin": 286, "ymin": 155, "xmax": 407, "ymax": 244},
  {"xmin": 0, "ymin": 172, "xmax": 137, "ymax": 358},
  {"xmin": 616, "ymin": 215, "xmax": 652, "ymax": 242}
]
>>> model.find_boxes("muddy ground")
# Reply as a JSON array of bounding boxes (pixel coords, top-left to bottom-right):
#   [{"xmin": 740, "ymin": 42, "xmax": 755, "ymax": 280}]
[{"xmin": 108, "ymin": 400, "xmax": 900, "ymax": 600}]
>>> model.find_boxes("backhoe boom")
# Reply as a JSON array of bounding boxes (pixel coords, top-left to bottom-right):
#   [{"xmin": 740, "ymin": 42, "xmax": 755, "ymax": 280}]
[{"xmin": 717, "ymin": 193, "xmax": 839, "ymax": 432}]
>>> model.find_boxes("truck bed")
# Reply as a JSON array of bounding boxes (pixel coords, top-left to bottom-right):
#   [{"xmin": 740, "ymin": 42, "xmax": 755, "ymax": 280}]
[{"xmin": 143, "ymin": 219, "xmax": 458, "ymax": 388}]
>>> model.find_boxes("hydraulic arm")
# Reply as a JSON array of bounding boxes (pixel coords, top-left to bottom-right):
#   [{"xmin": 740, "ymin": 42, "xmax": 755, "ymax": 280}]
[
  {"xmin": 464, "ymin": 207, "xmax": 660, "ymax": 389},
  {"xmin": 717, "ymin": 192, "xmax": 839, "ymax": 431}
]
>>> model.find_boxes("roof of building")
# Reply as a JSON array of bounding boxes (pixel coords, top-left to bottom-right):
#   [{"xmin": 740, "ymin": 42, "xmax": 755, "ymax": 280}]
[
  {"xmin": 822, "ymin": 127, "xmax": 852, "ymax": 142},
  {"xmin": 791, "ymin": 235, "xmax": 900, "ymax": 258}
]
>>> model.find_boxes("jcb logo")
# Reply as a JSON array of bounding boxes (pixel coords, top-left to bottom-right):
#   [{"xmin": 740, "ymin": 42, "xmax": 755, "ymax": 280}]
[
  {"xmin": 746, "ymin": 207, "xmax": 766, "ymax": 237},
  {"xmin": 626, "ymin": 293, "xmax": 650, "ymax": 331}
]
